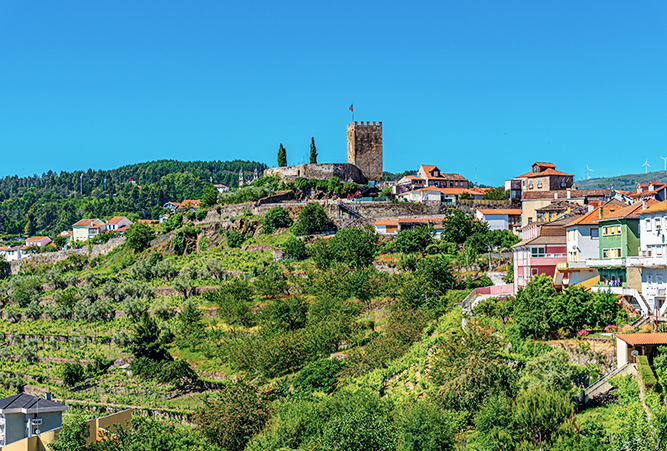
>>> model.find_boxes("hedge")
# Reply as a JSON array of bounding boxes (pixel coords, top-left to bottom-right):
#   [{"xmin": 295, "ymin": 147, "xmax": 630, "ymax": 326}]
[{"xmin": 637, "ymin": 355, "xmax": 658, "ymax": 390}]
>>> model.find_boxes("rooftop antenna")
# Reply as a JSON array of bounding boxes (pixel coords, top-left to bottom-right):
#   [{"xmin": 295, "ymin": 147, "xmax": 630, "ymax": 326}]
[
  {"xmin": 585, "ymin": 164, "xmax": 594, "ymax": 180},
  {"xmin": 79, "ymin": 173, "xmax": 83, "ymax": 196},
  {"xmin": 643, "ymin": 159, "xmax": 651, "ymax": 174},
  {"xmin": 662, "ymin": 157, "xmax": 667, "ymax": 172}
]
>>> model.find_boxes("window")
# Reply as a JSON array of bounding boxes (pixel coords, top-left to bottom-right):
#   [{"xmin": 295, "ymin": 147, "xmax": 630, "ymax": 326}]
[
  {"xmin": 528, "ymin": 217, "xmax": 533, "ymax": 224},
  {"xmin": 523, "ymin": 180, "xmax": 526, "ymax": 187},
  {"xmin": 602, "ymin": 225, "xmax": 621, "ymax": 236},
  {"xmin": 529, "ymin": 181, "xmax": 534, "ymax": 189},
  {"xmin": 531, "ymin": 247, "xmax": 545, "ymax": 258},
  {"xmin": 658, "ymin": 275, "xmax": 664, "ymax": 285},
  {"xmin": 561, "ymin": 178, "xmax": 567, "ymax": 187},
  {"xmin": 591, "ymin": 228, "xmax": 599, "ymax": 239},
  {"xmin": 648, "ymin": 275, "xmax": 653, "ymax": 284},
  {"xmin": 647, "ymin": 219, "xmax": 652, "ymax": 232},
  {"xmin": 656, "ymin": 218, "xmax": 662, "ymax": 231},
  {"xmin": 537, "ymin": 180, "xmax": 543, "ymax": 188},
  {"xmin": 531, "ymin": 268, "xmax": 539, "ymax": 277},
  {"xmin": 603, "ymin": 248, "xmax": 622, "ymax": 258}
]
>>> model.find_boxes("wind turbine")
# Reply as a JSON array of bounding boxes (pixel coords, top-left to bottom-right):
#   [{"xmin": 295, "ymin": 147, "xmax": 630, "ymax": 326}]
[
  {"xmin": 661, "ymin": 157, "xmax": 667, "ymax": 172},
  {"xmin": 585, "ymin": 165, "xmax": 594, "ymax": 180},
  {"xmin": 643, "ymin": 159, "xmax": 651, "ymax": 174}
]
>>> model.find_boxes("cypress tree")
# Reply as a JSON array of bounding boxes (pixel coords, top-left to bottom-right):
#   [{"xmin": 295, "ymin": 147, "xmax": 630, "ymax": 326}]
[
  {"xmin": 309, "ymin": 137, "xmax": 318, "ymax": 164},
  {"xmin": 277, "ymin": 144, "xmax": 287, "ymax": 167}
]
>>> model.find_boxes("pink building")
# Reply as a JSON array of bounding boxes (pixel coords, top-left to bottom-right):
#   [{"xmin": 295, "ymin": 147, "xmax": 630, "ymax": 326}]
[
  {"xmin": 25, "ymin": 236, "xmax": 52, "ymax": 247},
  {"xmin": 512, "ymin": 217, "xmax": 577, "ymax": 291}
]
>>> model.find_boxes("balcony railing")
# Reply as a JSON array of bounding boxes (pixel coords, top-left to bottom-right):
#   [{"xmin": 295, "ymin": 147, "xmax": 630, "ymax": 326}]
[
  {"xmin": 626, "ymin": 256, "xmax": 667, "ymax": 268},
  {"xmin": 586, "ymin": 258, "xmax": 626, "ymax": 268}
]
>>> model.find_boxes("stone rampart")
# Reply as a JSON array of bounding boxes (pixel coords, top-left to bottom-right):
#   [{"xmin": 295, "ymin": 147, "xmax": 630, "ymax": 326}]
[
  {"xmin": 266, "ymin": 163, "xmax": 367, "ymax": 184},
  {"xmin": 10, "ymin": 237, "xmax": 125, "ymax": 275}
]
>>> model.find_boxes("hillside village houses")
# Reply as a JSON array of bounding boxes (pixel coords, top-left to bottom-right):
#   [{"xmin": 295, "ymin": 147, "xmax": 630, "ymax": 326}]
[{"xmin": 475, "ymin": 209, "xmax": 522, "ymax": 231}]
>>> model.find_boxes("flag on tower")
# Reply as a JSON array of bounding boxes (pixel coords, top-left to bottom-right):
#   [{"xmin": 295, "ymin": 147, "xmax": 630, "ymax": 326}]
[{"xmin": 349, "ymin": 104, "xmax": 353, "ymax": 112}]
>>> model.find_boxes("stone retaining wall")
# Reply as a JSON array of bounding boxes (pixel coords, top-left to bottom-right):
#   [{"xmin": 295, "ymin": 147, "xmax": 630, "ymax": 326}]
[{"xmin": 10, "ymin": 238, "xmax": 126, "ymax": 275}]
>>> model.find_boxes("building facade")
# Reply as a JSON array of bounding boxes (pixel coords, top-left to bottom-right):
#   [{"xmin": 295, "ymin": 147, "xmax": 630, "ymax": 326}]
[{"xmin": 347, "ymin": 121, "xmax": 383, "ymax": 182}]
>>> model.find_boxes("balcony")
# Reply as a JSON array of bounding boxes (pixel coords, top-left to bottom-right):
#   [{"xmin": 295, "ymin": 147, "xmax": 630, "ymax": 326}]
[
  {"xmin": 557, "ymin": 261, "xmax": 589, "ymax": 270},
  {"xmin": 627, "ymin": 256, "xmax": 667, "ymax": 268},
  {"xmin": 586, "ymin": 258, "xmax": 626, "ymax": 268}
]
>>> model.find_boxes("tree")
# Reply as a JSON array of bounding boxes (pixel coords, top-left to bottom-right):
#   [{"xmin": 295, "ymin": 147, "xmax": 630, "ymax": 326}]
[
  {"xmin": 177, "ymin": 299, "xmax": 204, "ymax": 350},
  {"xmin": 227, "ymin": 231, "xmax": 246, "ymax": 248},
  {"xmin": 441, "ymin": 209, "xmax": 488, "ymax": 244},
  {"xmin": 194, "ymin": 380, "xmax": 271, "ymax": 451},
  {"xmin": 416, "ymin": 256, "xmax": 455, "ymax": 294},
  {"xmin": 202, "ymin": 280, "xmax": 254, "ymax": 327},
  {"xmin": 262, "ymin": 206, "xmax": 293, "ymax": 234},
  {"xmin": 514, "ymin": 386, "xmax": 575, "ymax": 447},
  {"xmin": 483, "ymin": 187, "xmax": 509, "ymax": 200},
  {"xmin": 61, "ymin": 362, "xmax": 85, "ymax": 387},
  {"xmin": 330, "ymin": 227, "xmax": 378, "ymax": 267},
  {"xmin": 397, "ymin": 400, "xmax": 456, "ymax": 451},
  {"xmin": 130, "ymin": 312, "xmax": 170, "ymax": 362},
  {"xmin": 200, "ymin": 186, "xmax": 219, "ymax": 209},
  {"xmin": 125, "ymin": 223, "xmax": 155, "ymax": 253},
  {"xmin": 292, "ymin": 202, "xmax": 332, "ymax": 235},
  {"xmin": 282, "ymin": 235, "xmax": 307, "ymax": 259},
  {"xmin": 309, "ymin": 137, "xmax": 318, "ymax": 164},
  {"xmin": 277, "ymin": 143, "xmax": 287, "ymax": 167},
  {"xmin": 266, "ymin": 295, "xmax": 308, "ymax": 331},
  {"xmin": 293, "ymin": 358, "xmax": 342, "ymax": 393},
  {"xmin": 512, "ymin": 274, "xmax": 557, "ymax": 339}
]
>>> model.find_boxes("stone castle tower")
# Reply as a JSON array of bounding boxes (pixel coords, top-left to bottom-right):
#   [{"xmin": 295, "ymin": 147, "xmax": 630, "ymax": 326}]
[{"xmin": 347, "ymin": 122, "xmax": 383, "ymax": 182}]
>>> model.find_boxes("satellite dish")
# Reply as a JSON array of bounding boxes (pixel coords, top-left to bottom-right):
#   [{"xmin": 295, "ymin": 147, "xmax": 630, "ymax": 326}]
[{"xmin": 631, "ymin": 350, "xmax": 639, "ymax": 357}]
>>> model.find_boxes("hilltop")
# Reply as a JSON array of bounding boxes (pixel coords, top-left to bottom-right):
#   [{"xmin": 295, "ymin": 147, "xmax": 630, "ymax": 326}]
[{"xmin": 574, "ymin": 170, "xmax": 667, "ymax": 191}]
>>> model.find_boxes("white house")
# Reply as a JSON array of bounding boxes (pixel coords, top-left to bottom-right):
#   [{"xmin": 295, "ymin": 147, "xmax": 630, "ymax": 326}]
[
  {"xmin": 626, "ymin": 200, "xmax": 667, "ymax": 316},
  {"xmin": 398, "ymin": 187, "xmax": 485, "ymax": 204},
  {"xmin": 214, "ymin": 184, "xmax": 229, "ymax": 193},
  {"xmin": 105, "ymin": 216, "xmax": 132, "ymax": 231},
  {"xmin": 25, "ymin": 236, "xmax": 52, "ymax": 247},
  {"xmin": 475, "ymin": 209, "xmax": 521, "ymax": 231},
  {"xmin": 72, "ymin": 219, "xmax": 107, "ymax": 242},
  {"xmin": 0, "ymin": 246, "xmax": 25, "ymax": 262},
  {"xmin": 375, "ymin": 216, "xmax": 444, "ymax": 238}
]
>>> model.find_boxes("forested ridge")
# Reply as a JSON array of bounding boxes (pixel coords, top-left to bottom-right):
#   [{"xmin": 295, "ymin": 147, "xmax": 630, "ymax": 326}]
[{"xmin": 0, "ymin": 159, "xmax": 266, "ymax": 237}]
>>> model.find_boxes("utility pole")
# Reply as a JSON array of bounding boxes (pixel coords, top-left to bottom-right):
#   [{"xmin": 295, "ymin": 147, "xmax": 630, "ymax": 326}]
[{"xmin": 80, "ymin": 173, "xmax": 83, "ymax": 196}]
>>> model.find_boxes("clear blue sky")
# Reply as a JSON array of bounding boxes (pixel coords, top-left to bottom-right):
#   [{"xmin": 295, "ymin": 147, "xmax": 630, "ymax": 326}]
[{"xmin": 2, "ymin": 1, "xmax": 667, "ymax": 185}]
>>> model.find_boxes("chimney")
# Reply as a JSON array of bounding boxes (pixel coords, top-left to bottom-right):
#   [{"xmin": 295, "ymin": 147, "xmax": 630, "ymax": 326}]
[
  {"xmin": 44, "ymin": 392, "xmax": 52, "ymax": 401},
  {"xmin": 643, "ymin": 200, "xmax": 647, "ymax": 211},
  {"xmin": 598, "ymin": 206, "xmax": 603, "ymax": 219},
  {"xmin": 554, "ymin": 192, "xmax": 558, "ymax": 199},
  {"xmin": 567, "ymin": 190, "xmax": 571, "ymax": 199}
]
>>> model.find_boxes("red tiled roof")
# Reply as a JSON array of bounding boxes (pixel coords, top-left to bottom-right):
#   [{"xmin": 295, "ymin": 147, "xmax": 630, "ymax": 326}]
[
  {"xmin": 597, "ymin": 199, "xmax": 658, "ymax": 220},
  {"xmin": 566, "ymin": 200, "xmax": 627, "ymax": 226},
  {"xmin": 26, "ymin": 236, "xmax": 49, "ymax": 242},
  {"xmin": 179, "ymin": 200, "xmax": 201, "ymax": 208},
  {"xmin": 73, "ymin": 219, "xmax": 100, "ymax": 227},
  {"xmin": 107, "ymin": 216, "xmax": 127, "ymax": 224},
  {"xmin": 522, "ymin": 189, "xmax": 612, "ymax": 200},
  {"xmin": 616, "ymin": 333, "xmax": 667, "ymax": 346},
  {"xmin": 477, "ymin": 209, "xmax": 522, "ymax": 216},
  {"xmin": 524, "ymin": 168, "xmax": 574, "ymax": 178},
  {"xmin": 406, "ymin": 175, "xmax": 424, "ymax": 180},
  {"xmin": 641, "ymin": 200, "xmax": 667, "ymax": 214},
  {"xmin": 534, "ymin": 162, "xmax": 556, "ymax": 169}
]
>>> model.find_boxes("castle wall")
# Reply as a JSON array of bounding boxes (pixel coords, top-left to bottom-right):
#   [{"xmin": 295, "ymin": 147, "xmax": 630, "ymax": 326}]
[
  {"xmin": 265, "ymin": 163, "xmax": 367, "ymax": 184},
  {"xmin": 347, "ymin": 122, "xmax": 383, "ymax": 182}
]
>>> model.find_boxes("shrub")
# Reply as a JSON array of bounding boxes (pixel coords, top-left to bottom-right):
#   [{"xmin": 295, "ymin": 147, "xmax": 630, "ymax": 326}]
[
  {"xmin": 125, "ymin": 223, "xmax": 155, "ymax": 253},
  {"xmin": 293, "ymin": 358, "xmax": 342, "ymax": 393},
  {"xmin": 263, "ymin": 206, "xmax": 293, "ymax": 234},
  {"xmin": 637, "ymin": 355, "xmax": 657, "ymax": 390},
  {"xmin": 282, "ymin": 236, "xmax": 308, "ymax": 260},
  {"xmin": 330, "ymin": 227, "xmax": 378, "ymax": 268},
  {"xmin": 194, "ymin": 380, "xmax": 271, "ymax": 451},
  {"xmin": 61, "ymin": 362, "xmax": 85, "ymax": 387},
  {"xmin": 292, "ymin": 203, "xmax": 331, "ymax": 236},
  {"xmin": 227, "ymin": 231, "xmax": 246, "ymax": 248}
]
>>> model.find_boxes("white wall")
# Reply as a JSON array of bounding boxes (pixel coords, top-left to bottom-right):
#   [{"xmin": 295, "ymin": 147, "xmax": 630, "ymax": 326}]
[
  {"xmin": 568, "ymin": 225, "xmax": 599, "ymax": 262},
  {"xmin": 476, "ymin": 212, "xmax": 509, "ymax": 231}
]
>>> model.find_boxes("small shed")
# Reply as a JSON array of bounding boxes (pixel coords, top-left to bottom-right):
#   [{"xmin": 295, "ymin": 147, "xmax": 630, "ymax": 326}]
[{"xmin": 616, "ymin": 333, "xmax": 667, "ymax": 367}]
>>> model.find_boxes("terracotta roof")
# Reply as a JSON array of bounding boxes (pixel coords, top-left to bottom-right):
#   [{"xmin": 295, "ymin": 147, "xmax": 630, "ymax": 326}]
[
  {"xmin": 477, "ymin": 209, "xmax": 522, "ymax": 216},
  {"xmin": 597, "ymin": 199, "xmax": 658, "ymax": 221},
  {"xmin": 116, "ymin": 225, "xmax": 130, "ymax": 232},
  {"xmin": 406, "ymin": 175, "xmax": 424, "ymax": 180},
  {"xmin": 138, "ymin": 219, "xmax": 157, "ymax": 224},
  {"xmin": 179, "ymin": 200, "xmax": 201, "ymax": 209},
  {"xmin": 420, "ymin": 165, "xmax": 437, "ymax": 173},
  {"xmin": 406, "ymin": 187, "xmax": 483, "ymax": 196},
  {"xmin": 535, "ymin": 200, "xmax": 585, "ymax": 212},
  {"xmin": 534, "ymin": 162, "xmax": 556, "ymax": 168},
  {"xmin": 26, "ymin": 236, "xmax": 49, "ymax": 242},
  {"xmin": 376, "ymin": 217, "xmax": 444, "ymax": 226},
  {"xmin": 73, "ymin": 219, "xmax": 100, "ymax": 227},
  {"xmin": 512, "ymin": 234, "xmax": 566, "ymax": 248},
  {"xmin": 522, "ymin": 189, "xmax": 612, "ymax": 200},
  {"xmin": 524, "ymin": 168, "xmax": 574, "ymax": 178},
  {"xmin": 514, "ymin": 171, "xmax": 534, "ymax": 179},
  {"xmin": 59, "ymin": 230, "xmax": 73, "ymax": 237},
  {"xmin": 107, "ymin": 216, "xmax": 127, "ymax": 224},
  {"xmin": 566, "ymin": 200, "xmax": 627, "ymax": 226},
  {"xmin": 642, "ymin": 200, "xmax": 667, "ymax": 215},
  {"xmin": 616, "ymin": 333, "xmax": 667, "ymax": 346}
]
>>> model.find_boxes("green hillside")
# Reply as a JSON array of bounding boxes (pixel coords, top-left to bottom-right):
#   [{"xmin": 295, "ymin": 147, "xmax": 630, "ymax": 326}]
[{"xmin": 574, "ymin": 170, "xmax": 667, "ymax": 191}]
